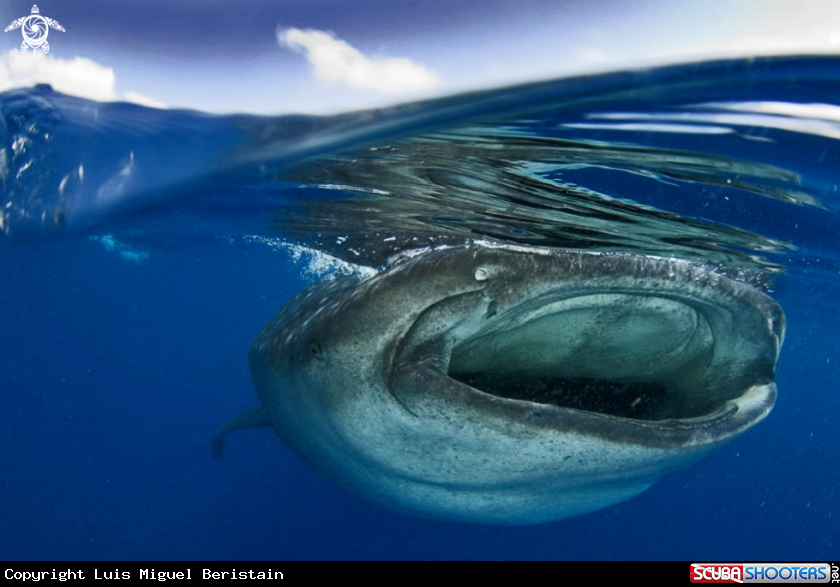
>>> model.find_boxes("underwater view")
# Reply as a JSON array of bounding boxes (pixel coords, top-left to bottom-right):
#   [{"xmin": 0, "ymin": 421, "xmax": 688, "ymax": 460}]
[{"xmin": 2, "ymin": 50, "xmax": 839, "ymax": 559}]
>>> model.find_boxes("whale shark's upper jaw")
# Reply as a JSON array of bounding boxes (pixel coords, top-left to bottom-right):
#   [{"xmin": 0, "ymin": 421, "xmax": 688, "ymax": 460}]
[{"xmin": 388, "ymin": 248, "xmax": 784, "ymax": 449}]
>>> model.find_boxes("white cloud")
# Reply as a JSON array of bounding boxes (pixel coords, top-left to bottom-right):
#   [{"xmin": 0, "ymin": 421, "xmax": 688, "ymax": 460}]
[
  {"xmin": 0, "ymin": 50, "xmax": 115, "ymax": 101},
  {"xmin": 0, "ymin": 50, "xmax": 166, "ymax": 108},
  {"xmin": 123, "ymin": 91, "xmax": 168, "ymax": 110},
  {"xmin": 278, "ymin": 27, "xmax": 438, "ymax": 93}
]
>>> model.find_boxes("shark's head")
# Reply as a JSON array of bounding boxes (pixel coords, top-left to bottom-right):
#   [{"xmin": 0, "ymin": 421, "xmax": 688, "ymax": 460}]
[{"xmin": 246, "ymin": 245, "xmax": 784, "ymax": 524}]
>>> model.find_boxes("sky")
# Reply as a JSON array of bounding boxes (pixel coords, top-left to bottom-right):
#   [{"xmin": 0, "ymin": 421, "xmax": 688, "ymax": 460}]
[{"xmin": 1, "ymin": 0, "xmax": 840, "ymax": 114}]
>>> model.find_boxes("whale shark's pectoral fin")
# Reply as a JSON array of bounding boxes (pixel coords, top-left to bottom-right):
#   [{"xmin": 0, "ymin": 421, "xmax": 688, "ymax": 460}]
[{"xmin": 212, "ymin": 407, "xmax": 271, "ymax": 459}]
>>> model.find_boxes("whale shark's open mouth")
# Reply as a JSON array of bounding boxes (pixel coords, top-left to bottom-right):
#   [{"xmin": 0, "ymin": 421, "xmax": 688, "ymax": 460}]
[
  {"xmin": 447, "ymin": 293, "xmax": 727, "ymax": 422},
  {"xmin": 389, "ymin": 268, "xmax": 782, "ymax": 439}
]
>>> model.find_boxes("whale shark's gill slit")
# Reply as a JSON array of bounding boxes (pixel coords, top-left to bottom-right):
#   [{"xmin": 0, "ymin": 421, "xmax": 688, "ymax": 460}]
[{"xmin": 450, "ymin": 372, "xmax": 669, "ymax": 420}]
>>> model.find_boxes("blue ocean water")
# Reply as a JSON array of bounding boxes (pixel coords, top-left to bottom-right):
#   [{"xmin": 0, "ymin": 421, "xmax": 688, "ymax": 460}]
[{"xmin": 1, "ymin": 56, "xmax": 838, "ymax": 560}]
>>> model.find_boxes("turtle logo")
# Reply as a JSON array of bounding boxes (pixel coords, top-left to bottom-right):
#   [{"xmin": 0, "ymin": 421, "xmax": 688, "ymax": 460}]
[{"xmin": 5, "ymin": 5, "xmax": 65, "ymax": 54}]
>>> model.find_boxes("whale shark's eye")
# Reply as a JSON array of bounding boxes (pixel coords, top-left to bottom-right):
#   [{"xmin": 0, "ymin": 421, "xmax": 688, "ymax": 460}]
[{"xmin": 308, "ymin": 338, "xmax": 324, "ymax": 360}]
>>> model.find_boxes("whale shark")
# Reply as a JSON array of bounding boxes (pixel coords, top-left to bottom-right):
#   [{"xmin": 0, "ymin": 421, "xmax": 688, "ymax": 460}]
[{"xmin": 214, "ymin": 244, "xmax": 784, "ymax": 525}]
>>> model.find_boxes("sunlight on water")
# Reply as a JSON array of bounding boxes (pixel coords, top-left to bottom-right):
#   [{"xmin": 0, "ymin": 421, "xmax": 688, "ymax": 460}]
[
  {"xmin": 244, "ymin": 235, "xmax": 377, "ymax": 281},
  {"xmin": 88, "ymin": 234, "xmax": 150, "ymax": 263}
]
